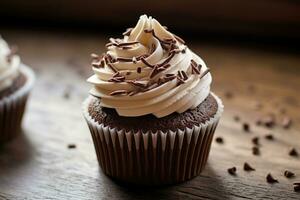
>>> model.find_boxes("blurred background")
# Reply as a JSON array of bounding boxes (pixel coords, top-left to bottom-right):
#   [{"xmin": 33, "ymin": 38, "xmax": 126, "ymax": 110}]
[{"xmin": 1, "ymin": 0, "xmax": 300, "ymax": 45}]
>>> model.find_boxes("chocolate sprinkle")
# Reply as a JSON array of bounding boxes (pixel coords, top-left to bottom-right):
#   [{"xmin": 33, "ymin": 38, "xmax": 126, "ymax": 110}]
[
  {"xmin": 252, "ymin": 137, "xmax": 259, "ymax": 145},
  {"xmin": 265, "ymin": 134, "xmax": 274, "ymax": 140},
  {"xmin": 215, "ymin": 137, "xmax": 224, "ymax": 144},
  {"xmin": 228, "ymin": 167, "xmax": 237, "ymax": 175},
  {"xmin": 68, "ymin": 144, "xmax": 76, "ymax": 149},
  {"xmin": 141, "ymin": 57, "xmax": 155, "ymax": 68},
  {"xmin": 107, "ymin": 63, "xmax": 118, "ymax": 73},
  {"xmin": 244, "ymin": 162, "xmax": 255, "ymax": 171},
  {"xmin": 110, "ymin": 90, "xmax": 128, "ymax": 96},
  {"xmin": 199, "ymin": 68, "xmax": 210, "ymax": 79},
  {"xmin": 266, "ymin": 173, "xmax": 278, "ymax": 183},
  {"xmin": 243, "ymin": 123, "xmax": 250, "ymax": 132},
  {"xmin": 252, "ymin": 146, "xmax": 260, "ymax": 156},
  {"xmin": 137, "ymin": 67, "xmax": 142, "ymax": 73},
  {"xmin": 284, "ymin": 170, "xmax": 295, "ymax": 178},
  {"xmin": 294, "ymin": 184, "xmax": 300, "ymax": 192},
  {"xmin": 116, "ymin": 57, "xmax": 133, "ymax": 62},
  {"xmin": 289, "ymin": 148, "xmax": 298, "ymax": 157}
]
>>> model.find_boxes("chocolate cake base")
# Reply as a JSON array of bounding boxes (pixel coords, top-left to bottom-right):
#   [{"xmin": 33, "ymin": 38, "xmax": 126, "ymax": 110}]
[
  {"xmin": 84, "ymin": 93, "xmax": 223, "ymax": 185},
  {"xmin": 88, "ymin": 94, "xmax": 218, "ymax": 132},
  {"xmin": 0, "ymin": 73, "xmax": 27, "ymax": 100}
]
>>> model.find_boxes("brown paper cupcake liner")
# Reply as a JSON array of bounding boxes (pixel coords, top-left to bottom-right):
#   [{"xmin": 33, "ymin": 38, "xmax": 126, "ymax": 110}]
[
  {"xmin": 83, "ymin": 93, "xmax": 223, "ymax": 185},
  {"xmin": 0, "ymin": 65, "xmax": 35, "ymax": 143}
]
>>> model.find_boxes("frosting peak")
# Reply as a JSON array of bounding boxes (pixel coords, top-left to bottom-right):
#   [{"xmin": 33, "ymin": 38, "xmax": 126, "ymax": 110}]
[
  {"xmin": 0, "ymin": 37, "xmax": 20, "ymax": 91},
  {"xmin": 88, "ymin": 15, "xmax": 212, "ymax": 118}
]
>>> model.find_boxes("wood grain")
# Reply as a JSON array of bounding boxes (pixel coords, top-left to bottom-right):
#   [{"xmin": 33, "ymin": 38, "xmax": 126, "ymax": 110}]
[{"xmin": 0, "ymin": 29, "xmax": 299, "ymax": 199}]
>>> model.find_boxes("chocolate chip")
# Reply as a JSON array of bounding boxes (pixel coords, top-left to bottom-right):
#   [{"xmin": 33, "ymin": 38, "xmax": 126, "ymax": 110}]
[
  {"xmin": 252, "ymin": 147, "xmax": 260, "ymax": 156},
  {"xmin": 265, "ymin": 134, "xmax": 274, "ymax": 140},
  {"xmin": 215, "ymin": 137, "xmax": 224, "ymax": 144},
  {"xmin": 282, "ymin": 117, "xmax": 292, "ymax": 129},
  {"xmin": 284, "ymin": 170, "xmax": 295, "ymax": 178},
  {"xmin": 244, "ymin": 162, "xmax": 255, "ymax": 171},
  {"xmin": 266, "ymin": 173, "xmax": 278, "ymax": 183},
  {"xmin": 228, "ymin": 167, "xmax": 237, "ymax": 175},
  {"xmin": 294, "ymin": 185, "xmax": 300, "ymax": 192},
  {"xmin": 234, "ymin": 115, "xmax": 240, "ymax": 122},
  {"xmin": 224, "ymin": 91, "xmax": 233, "ymax": 99},
  {"xmin": 252, "ymin": 137, "xmax": 259, "ymax": 146},
  {"xmin": 289, "ymin": 148, "xmax": 298, "ymax": 157},
  {"xmin": 68, "ymin": 144, "xmax": 76, "ymax": 149},
  {"xmin": 243, "ymin": 123, "xmax": 250, "ymax": 132}
]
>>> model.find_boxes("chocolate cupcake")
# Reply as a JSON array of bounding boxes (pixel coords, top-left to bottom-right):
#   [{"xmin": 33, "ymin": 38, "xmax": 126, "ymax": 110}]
[
  {"xmin": 0, "ymin": 36, "xmax": 35, "ymax": 143},
  {"xmin": 83, "ymin": 15, "xmax": 223, "ymax": 185}
]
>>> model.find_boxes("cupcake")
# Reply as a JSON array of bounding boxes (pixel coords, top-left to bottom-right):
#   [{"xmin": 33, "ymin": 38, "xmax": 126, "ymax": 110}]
[
  {"xmin": 83, "ymin": 15, "xmax": 223, "ymax": 185},
  {"xmin": 0, "ymin": 36, "xmax": 35, "ymax": 143}
]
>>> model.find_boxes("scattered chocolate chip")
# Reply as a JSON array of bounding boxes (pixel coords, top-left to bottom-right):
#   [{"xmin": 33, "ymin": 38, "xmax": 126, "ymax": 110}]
[
  {"xmin": 234, "ymin": 115, "xmax": 240, "ymax": 122},
  {"xmin": 244, "ymin": 162, "xmax": 255, "ymax": 171},
  {"xmin": 243, "ymin": 123, "xmax": 250, "ymax": 132},
  {"xmin": 228, "ymin": 167, "xmax": 237, "ymax": 175},
  {"xmin": 265, "ymin": 134, "xmax": 274, "ymax": 140},
  {"xmin": 215, "ymin": 137, "xmax": 224, "ymax": 144},
  {"xmin": 224, "ymin": 91, "xmax": 233, "ymax": 99},
  {"xmin": 284, "ymin": 170, "xmax": 295, "ymax": 178},
  {"xmin": 282, "ymin": 117, "xmax": 292, "ymax": 129},
  {"xmin": 252, "ymin": 147, "xmax": 260, "ymax": 156},
  {"xmin": 252, "ymin": 137, "xmax": 259, "ymax": 146},
  {"xmin": 294, "ymin": 184, "xmax": 300, "ymax": 192},
  {"xmin": 263, "ymin": 115, "xmax": 276, "ymax": 128},
  {"xmin": 68, "ymin": 144, "xmax": 76, "ymax": 149},
  {"xmin": 289, "ymin": 148, "xmax": 298, "ymax": 157},
  {"xmin": 266, "ymin": 173, "xmax": 278, "ymax": 183}
]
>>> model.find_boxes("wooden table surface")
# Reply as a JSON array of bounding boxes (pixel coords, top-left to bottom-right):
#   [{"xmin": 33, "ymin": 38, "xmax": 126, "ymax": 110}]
[{"xmin": 0, "ymin": 29, "xmax": 299, "ymax": 200}]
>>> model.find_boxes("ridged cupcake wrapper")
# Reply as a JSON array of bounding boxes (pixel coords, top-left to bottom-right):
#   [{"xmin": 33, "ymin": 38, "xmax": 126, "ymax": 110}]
[
  {"xmin": 0, "ymin": 65, "xmax": 35, "ymax": 143},
  {"xmin": 83, "ymin": 93, "xmax": 223, "ymax": 185}
]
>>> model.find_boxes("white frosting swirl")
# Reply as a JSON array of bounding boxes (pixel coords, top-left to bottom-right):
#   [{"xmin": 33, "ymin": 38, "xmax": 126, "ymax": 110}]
[
  {"xmin": 88, "ymin": 15, "xmax": 212, "ymax": 118},
  {"xmin": 0, "ymin": 37, "xmax": 20, "ymax": 91}
]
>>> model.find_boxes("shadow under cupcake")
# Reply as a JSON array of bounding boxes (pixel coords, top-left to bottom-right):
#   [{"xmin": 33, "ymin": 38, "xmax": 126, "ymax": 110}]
[{"xmin": 83, "ymin": 15, "xmax": 223, "ymax": 185}]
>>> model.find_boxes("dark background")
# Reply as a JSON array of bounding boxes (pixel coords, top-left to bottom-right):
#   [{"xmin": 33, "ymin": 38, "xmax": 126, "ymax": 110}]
[{"xmin": 1, "ymin": 0, "xmax": 300, "ymax": 47}]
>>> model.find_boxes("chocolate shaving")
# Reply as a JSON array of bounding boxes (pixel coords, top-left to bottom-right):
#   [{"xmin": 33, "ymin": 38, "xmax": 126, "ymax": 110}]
[
  {"xmin": 294, "ymin": 184, "xmax": 300, "ymax": 192},
  {"xmin": 244, "ymin": 162, "xmax": 255, "ymax": 171},
  {"xmin": 122, "ymin": 46, "xmax": 132, "ymax": 50},
  {"xmin": 116, "ymin": 57, "xmax": 133, "ymax": 62},
  {"xmin": 284, "ymin": 170, "xmax": 295, "ymax": 178},
  {"xmin": 123, "ymin": 28, "xmax": 133, "ymax": 36},
  {"xmin": 266, "ymin": 173, "xmax": 278, "ymax": 183},
  {"xmin": 265, "ymin": 134, "xmax": 274, "ymax": 140},
  {"xmin": 141, "ymin": 57, "xmax": 155, "ymax": 68},
  {"xmin": 110, "ymin": 90, "xmax": 128, "ymax": 96},
  {"xmin": 108, "ymin": 76, "xmax": 125, "ymax": 82},
  {"xmin": 127, "ymin": 80, "xmax": 148, "ymax": 88},
  {"xmin": 107, "ymin": 63, "xmax": 118, "ymax": 73},
  {"xmin": 176, "ymin": 71, "xmax": 185, "ymax": 85},
  {"xmin": 252, "ymin": 137, "xmax": 259, "ymax": 146},
  {"xmin": 163, "ymin": 74, "xmax": 176, "ymax": 82},
  {"xmin": 137, "ymin": 67, "xmax": 142, "ymax": 74},
  {"xmin": 144, "ymin": 29, "xmax": 173, "ymax": 45},
  {"xmin": 180, "ymin": 70, "xmax": 188, "ymax": 80},
  {"xmin": 227, "ymin": 167, "xmax": 237, "ymax": 175},
  {"xmin": 149, "ymin": 65, "xmax": 164, "ymax": 79},
  {"xmin": 252, "ymin": 146, "xmax": 260, "ymax": 156},
  {"xmin": 68, "ymin": 144, "xmax": 76, "ymax": 149},
  {"xmin": 215, "ymin": 137, "xmax": 224, "ymax": 144},
  {"xmin": 159, "ymin": 52, "xmax": 176, "ymax": 67},
  {"xmin": 199, "ymin": 68, "xmax": 210, "ymax": 79},
  {"xmin": 289, "ymin": 148, "xmax": 298, "ymax": 157},
  {"xmin": 243, "ymin": 123, "xmax": 250, "ymax": 132},
  {"xmin": 191, "ymin": 63, "xmax": 201, "ymax": 75},
  {"xmin": 126, "ymin": 71, "xmax": 131, "ymax": 75}
]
